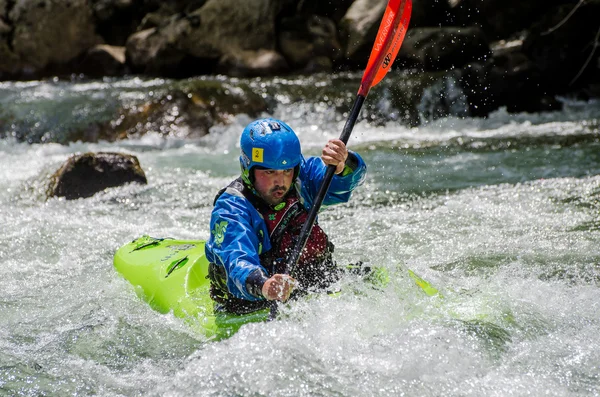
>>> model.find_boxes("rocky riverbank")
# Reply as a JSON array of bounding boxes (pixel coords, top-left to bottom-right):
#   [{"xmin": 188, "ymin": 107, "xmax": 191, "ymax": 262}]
[{"xmin": 1, "ymin": 0, "xmax": 599, "ymax": 137}]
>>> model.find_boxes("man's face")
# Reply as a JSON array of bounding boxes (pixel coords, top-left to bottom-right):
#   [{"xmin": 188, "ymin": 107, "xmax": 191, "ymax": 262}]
[{"xmin": 253, "ymin": 168, "xmax": 294, "ymax": 206}]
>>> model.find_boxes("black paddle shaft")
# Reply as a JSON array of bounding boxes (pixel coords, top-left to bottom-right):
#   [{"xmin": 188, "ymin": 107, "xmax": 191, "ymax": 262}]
[
  {"xmin": 268, "ymin": 94, "xmax": 366, "ymax": 321},
  {"xmin": 285, "ymin": 94, "xmax": 366, "ymax": 275}
]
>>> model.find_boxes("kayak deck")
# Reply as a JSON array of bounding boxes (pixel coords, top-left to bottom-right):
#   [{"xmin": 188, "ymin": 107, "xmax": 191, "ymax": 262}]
[
  {"xmin": 113, "ymin": 236, "xmax": 439, "ymax": 339},
  {"xmin": 113, "ymin": 235, "xmax": 269, "ymax": 339}
]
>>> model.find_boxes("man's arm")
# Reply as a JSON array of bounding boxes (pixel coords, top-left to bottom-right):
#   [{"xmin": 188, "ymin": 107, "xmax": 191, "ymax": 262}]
[
  {"xmin": 299, "ymin": 142, "xmax": 367, "ymax": 209},
  {"xmin": 205, "ymin": 194, "xmax": 271, "ymax": 301}
]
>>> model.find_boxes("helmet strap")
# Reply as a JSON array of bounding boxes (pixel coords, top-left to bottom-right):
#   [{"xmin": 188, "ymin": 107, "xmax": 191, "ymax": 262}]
[{"xmin": 241, "ymin": 166, "xmax": 260, "ymax": 196}]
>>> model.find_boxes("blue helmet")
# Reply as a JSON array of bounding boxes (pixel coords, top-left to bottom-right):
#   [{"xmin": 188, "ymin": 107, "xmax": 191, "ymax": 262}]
[{"xmin": 240, "ymin": 118, "xmax": 302, "ymax": 185}]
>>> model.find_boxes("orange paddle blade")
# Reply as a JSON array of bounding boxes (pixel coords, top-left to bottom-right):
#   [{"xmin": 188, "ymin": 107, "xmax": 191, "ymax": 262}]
[{"xmin": 358, "ymin": 0, "xmax": 412, "ymax": 97}]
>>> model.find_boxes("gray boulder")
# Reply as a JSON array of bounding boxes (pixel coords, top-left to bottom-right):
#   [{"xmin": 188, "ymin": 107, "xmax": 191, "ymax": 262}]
[
  {"xmin": 523, "ymin": 0, "xmax": 600, "ymax": 94},
  {"xmin": 398, "ymin": 26, "xmax": 491, "ymax": 70},
  {"xmin": 78, "ymin": 45, "xmax": 127, "ymax": 77},
  {"xmin": 6, "ymin": 0, "xmax": 102, "ymax": 77},
  {"xmin": 449, "ymin": 0, "xmax": 570, "ymax": 39},
  {"xmin": 47, "ymin": 152, "xmax": 147, "ymax": 200},
  {"xmin": 125, "ymin": 0, "xmax": 284, "ymax": 77},
  {"xmin": 126, "ymin": 20, "xmax": 193, "ymax": 76},
  {"xmin": 181, "ymin": 0, "xmax": 280, "ymax": 55},
  {"xmin": 290, "ymin": 0, "xmax": 355, "ymax": 23},
  {"xmin": 279, "ymin": 15, "xmax": 342, "ymax": 71},
  {"xmin": 410, "ymin": 0, "xmax": 453, "ymax": 28},
  {"xmin": 218, "ymin": 49, "xmax": 289, "ymax": 77},
  {"xmin": 340, "ymin": 0, "xmax": 388, "ymax": 66}
]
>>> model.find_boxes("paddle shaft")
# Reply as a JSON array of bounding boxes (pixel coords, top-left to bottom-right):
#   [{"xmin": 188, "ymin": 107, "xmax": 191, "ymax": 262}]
[
  {"xmin": 285, "ymin": 94, "xmax": 366, "ymax": 275},
  {"xmin": 267, "ymin": 0, "xmax": 412, "ymax": 320},
  {"xmin": 267, "ymin": 95, "xmax": 366, "ymax": 321}
]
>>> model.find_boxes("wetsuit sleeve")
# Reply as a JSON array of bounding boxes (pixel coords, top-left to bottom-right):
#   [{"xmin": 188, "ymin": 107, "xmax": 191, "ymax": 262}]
[
  {"xmin": 299, "ymin": 150, "xmax": 367, "ymax": 209},
  {"xmin": 205, "ymin": 194, "xmax": 270, "ymax": 301}
]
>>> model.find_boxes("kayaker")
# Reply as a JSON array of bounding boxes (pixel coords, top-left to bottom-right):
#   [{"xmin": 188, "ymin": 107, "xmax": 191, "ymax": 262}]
[{"xmin": 205, "ymin": 118, "xmax": 366, "ymax": 314}]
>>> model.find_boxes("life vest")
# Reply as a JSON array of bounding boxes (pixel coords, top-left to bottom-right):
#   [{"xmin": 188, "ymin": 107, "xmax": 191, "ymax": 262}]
[
  {"xmin": 208, "ymin": 177, "xmax": 339, "ymax": 314},
  {"xmin": 259, "ymin": 194, "xmax": 331, "ymax": 275}
]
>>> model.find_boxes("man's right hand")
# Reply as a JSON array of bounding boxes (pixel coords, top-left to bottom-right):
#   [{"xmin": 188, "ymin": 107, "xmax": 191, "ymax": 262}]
[{"xmin": 262, "ymin": 274, "xmax": 296, "ymax": 301}]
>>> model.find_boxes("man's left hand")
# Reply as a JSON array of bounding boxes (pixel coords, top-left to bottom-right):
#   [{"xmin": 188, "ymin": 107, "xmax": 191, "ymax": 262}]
[{"xmin": 321, "ymin": 139, "xmax": 348, "ymax": 174}]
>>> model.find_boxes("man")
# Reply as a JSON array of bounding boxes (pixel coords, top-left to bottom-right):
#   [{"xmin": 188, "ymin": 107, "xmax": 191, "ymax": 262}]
[{"xmin": 205, "ymin": 118, "xmax": 366, "ymax": 314}]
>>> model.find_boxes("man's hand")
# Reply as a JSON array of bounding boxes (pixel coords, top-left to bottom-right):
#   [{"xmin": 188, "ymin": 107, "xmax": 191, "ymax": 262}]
[
  {"xmin": 262, "ymin": 274, "xmax": 296, "ymax": 301},
  {"xmin": 321, "ymin": 139, "xmax": 349, "ymax": 174}
]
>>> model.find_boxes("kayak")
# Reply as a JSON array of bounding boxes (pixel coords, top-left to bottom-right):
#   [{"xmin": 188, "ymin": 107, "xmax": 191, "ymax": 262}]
[
  {"xmin": 114, "ymin": 235, "xmax": 439, "ymax": 340},
  {"xmin": 113, "ymin": 235, "xmax": 270, "ymax": 340}
]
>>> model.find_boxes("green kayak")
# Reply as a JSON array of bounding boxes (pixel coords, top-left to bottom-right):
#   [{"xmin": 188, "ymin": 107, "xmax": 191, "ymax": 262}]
[
  {"xmin": 113, "ymin": 235, "xmax": 270, "ymax": 340},
  {"xmin": 114, "ymin": 235, "xmax": 439, "ymax": 340}
]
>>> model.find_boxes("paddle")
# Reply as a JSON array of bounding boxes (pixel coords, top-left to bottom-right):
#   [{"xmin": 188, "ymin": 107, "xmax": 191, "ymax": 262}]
[{"xmin": 269, "ymin": 0, "xmax": 413, "ymax": 319}]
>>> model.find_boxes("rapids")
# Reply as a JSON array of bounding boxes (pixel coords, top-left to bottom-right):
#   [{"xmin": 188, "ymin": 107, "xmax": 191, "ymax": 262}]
[{"xmin": 1, "ymin": 76, "xmax": 599, "ymax": 396}]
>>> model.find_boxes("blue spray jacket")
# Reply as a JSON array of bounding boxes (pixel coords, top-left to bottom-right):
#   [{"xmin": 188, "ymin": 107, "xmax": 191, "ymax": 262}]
[{"xmin": 205, "ymin": 152, "xmax": 367, "ymax": 301}]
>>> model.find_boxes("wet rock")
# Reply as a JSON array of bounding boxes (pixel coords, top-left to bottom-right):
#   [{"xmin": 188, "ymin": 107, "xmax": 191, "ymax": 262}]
[
  {"xmin": 92, "ymin": 0, "xmax": 141, "ymax": 45},
  {"xmin": 278, "ymin": 15, "xmax": 341, "ymax": 70},
  {"xmin": 339, "ymin": 0, "xmax": 388, "ymax": 67},
  {"xmin": 523, "ymin": 0, "xmax": 600, "ymax": 94},
  {"xmin": 92, "ymin": 0, "xmax": 205, "ymax": 45},
  {"xmin": 187, "ymin": 0, "xmax": 279, "ymax": 51},
  {"xmin": 398, "ymin": 26, "xmax": 491, "ymax": 71},
  {"xmin": 125, "ymin": 0, "xmax": 284, "ymax": 78},
  {"xmin": 0, "ymin": 17, "xmax": 9, "ymax": 34},
  {"xmin": 47, "ymin": 152, "xmax": 147, "ymax": 200},
  {"xmin": 79, "ymin": 79, "xmax": 268, "ymax": 142},
  {"xmin": 134, "ymin": 1, "xmax": 206, "ymax": 31},
  {"xmin": 5, "ymin": 0, "xmax": 102, "ymax": 78},
  {"xmin": 218, "ymin": 49, "xmax": 289, "ymax": 77},
  {"xmin": 0, "ymin": 41, "xmax": 20, "ymax": 79},
  {"xmin": 289, "ymin": 0, "xmax": 355, "ymax": 23},
  {"xmin": 410, "ymin": 0, "xmax": 453, "ymax": 28},
  {"xmin": 180, "ymin": 0, "xmax": 282, "ymax": 65},
  {"xmin": 125, "ymin": 21, "xmax": 195, "ymax": 77},
  {"xmin": 449, "ymin": 0, "xmax": 567, "ymax": 40},
  {"xmin": 303, "ymin": 56, "xmax": 334, "ymax": 74},
  {"xmin": 78, "ymin": 45, "xmax": 127, "ymax": 77},
  {"xmin": 459, "ymin": 46, "xmax": 562, "ymax": 117}
]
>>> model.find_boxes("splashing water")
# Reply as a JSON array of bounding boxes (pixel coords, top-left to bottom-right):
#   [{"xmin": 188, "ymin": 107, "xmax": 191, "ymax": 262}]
[{"xmin": 1, "ymin": 76, "xmax": 599, "ymax": 396}]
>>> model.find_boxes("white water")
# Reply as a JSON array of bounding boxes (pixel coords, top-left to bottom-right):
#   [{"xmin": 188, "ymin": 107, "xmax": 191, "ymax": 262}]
[{"xmin": 1, "ymin": 80, "xmax": 599, "ymax": 396}]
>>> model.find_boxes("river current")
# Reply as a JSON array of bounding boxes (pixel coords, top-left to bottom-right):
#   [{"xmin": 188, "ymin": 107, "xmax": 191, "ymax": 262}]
[{"xmin": 1, "ymin": 76, "xmax": 599, "ymax": 396}]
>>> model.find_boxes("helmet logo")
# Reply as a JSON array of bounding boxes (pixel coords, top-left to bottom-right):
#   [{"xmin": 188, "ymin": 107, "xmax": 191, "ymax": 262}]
[
  {"xmin": 282, "ymin": 160, "xmax": 287, "ymax": 165},
  {"xmin": 252, "ymin": 148, "xmax": 264, "ymax": 163},
  {"xmin": 268, "ymin": 121, "xmax": 281, "ymax": 130}
]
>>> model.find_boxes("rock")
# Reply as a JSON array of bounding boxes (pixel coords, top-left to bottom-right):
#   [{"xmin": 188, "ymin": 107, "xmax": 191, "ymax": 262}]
[
  {"xmin": 78, "ymin": 45, "xmax": 127, "ymax": 77},
  {"xmin": 449, "ymin": 0, "xmax": 568, "ymax": 40},
  {"xmin": 7, "ymin": 0, "xmax": 102, "ymax": 75},
  {"xmin": 279, "ymin": 15, "xmax": 342, "ymax": 69},
  {"xmin": 75, "ymin": 79, "xmax": 269, "ymax": 142},
  {"xmin": 125, "ymin": 0, "xmax": 283, "ymax": 78},
  {"xmin": 410, "ymin": 0, "xmax": 453, "ymax": 28},
  {"xmin": 523, "ymin": 0, "xmax": 600, "ymax": 94},
  {"xmin": 181, "ymin": 0, "xmax": 281, "ymax": 56},
  {"xmin": 47, "ymin": 152, "xmax": 147, "ymax": 200},
  {"xmin": 125, "ymin": 20, "xmax": 193, "ymax": 76},
  {"xmin": 92, "ymin": 0, "xmax": 144, "ymax": 46},
  {"xmin": 339, "ymin": 0, "xmax": 388, "ymax": 67},
  {"xmin": 92, "ymin": 1, "xmax": 207, "ymax": 46},
  {"xmin": 0, "ymin": 41, "xmax": 20, "ymax": 79},
  {"xmin": 303, "ymin": 56, "xmax": 334, "ymax": 74},
  {"xmin": 459, "ymin": 47, "xmax": 562, "ymax": 117},
  {"xmin": 218, "ymin": 49, "xmax": 289, "ymax": 77},
  {"xmin": 0, "ymin": 17, "xmax": 9, "ymax": 34},
  {"xmin": 340, "ymin": 0, "xmax": 456, "ymax": 68},
  {"xmin": 398, "ymin": 26, "xmax": 491, "ymax": 71},
  {"xmin": 291, "ymin": 0, "xmax": 355, "ymax": 23}
]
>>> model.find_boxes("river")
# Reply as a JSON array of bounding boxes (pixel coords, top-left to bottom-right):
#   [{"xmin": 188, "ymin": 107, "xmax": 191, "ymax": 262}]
[{"xmin": 1, "ymin": 76, "xmax": 599, "ymax": 396}]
